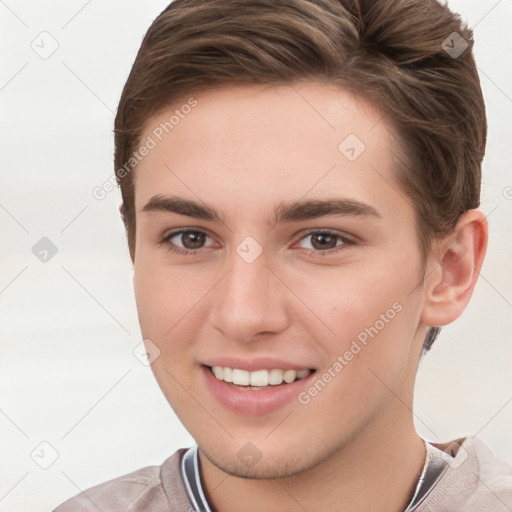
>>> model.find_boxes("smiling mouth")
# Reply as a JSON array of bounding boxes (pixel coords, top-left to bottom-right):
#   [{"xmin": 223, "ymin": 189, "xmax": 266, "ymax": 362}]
[{"xmin": 208, "ymin": 366, "xmax": 314, "ymax": 390}]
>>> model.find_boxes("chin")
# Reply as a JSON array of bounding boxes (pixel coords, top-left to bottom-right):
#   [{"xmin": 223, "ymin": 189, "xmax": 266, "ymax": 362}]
[
  {"xmin": 198, "ymin": 433, "xmax": 346, "ymax": 481},
  {"xmin": 202, "ymin": 446, "xmax": 318, "ymax": 479}
]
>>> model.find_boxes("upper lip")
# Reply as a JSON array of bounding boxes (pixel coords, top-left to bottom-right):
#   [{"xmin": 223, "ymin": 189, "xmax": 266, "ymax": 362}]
[{"xmin": 202, "ymin": 357, "xmax": 315, "ymax": 372}]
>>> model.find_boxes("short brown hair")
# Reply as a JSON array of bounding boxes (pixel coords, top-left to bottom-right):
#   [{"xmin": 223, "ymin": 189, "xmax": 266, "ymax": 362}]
[{"xmin": 114, "ymin": 0, "xmax": 486, "ymax": 350}]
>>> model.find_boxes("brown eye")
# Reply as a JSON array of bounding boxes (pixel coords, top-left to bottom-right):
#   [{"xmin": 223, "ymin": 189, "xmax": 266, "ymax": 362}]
[
  {"xmin": 296, "ymin": 230, "xmax": 352, "ymax": 254},
  {"xmin": 309, "ymin": 233, "xmax": 338, "ymax": 250},
  {"xmin": 161, "ymin": 229, "xmax": 214, "ymax": 254},
  {"xmin": 179, "ymin": 231, "xmax": 206, "ymax": 249}
]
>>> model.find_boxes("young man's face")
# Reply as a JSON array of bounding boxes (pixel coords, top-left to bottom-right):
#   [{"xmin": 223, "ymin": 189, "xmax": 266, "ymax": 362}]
[{"xmin": 132, "ymin": 83, "xmax": 429, "ymax": 478}]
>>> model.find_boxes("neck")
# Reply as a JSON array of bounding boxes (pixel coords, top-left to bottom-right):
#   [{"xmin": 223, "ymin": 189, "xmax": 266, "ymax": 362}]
[{"xmin": 199, "ymin": 401, "xmax": 426, "ymax": 512}]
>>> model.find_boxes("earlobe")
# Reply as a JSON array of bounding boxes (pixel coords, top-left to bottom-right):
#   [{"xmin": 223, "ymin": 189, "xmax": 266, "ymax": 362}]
[
  {"xmin": 421, "ymin": 210, "xmax": 488, "ymax": 327},
  {"xmin": 119, "ymin": 203, "xmax": 125, "ymax": 222}
]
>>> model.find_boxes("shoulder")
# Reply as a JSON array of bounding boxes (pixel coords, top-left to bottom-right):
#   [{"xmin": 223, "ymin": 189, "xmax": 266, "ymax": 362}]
[
  {"xmin": 463, "ymin": 437, "xmax": 512, "ymax": 507},
  {"xmin": 418, "ymin": 436, "xmax": 512, "ymax": 512},
  {"xmin": 53, "ymin": 449, "xmax": 191, "ymax": 512}
]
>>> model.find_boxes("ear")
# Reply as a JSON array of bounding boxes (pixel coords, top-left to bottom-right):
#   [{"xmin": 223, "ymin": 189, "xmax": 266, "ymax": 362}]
[
  {"xmin": 421, "ymin": 209, "xmax": 488, "ymax": 327},
  {"xmin": 119, "ymin": 203, "xmax": 125, "ymax": 223}
]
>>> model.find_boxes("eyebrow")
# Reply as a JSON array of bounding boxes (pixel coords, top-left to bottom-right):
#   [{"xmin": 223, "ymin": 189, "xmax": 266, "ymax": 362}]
[{"xmin": 141, "ymin": 194, "xmax": 381, "ymax": 226}]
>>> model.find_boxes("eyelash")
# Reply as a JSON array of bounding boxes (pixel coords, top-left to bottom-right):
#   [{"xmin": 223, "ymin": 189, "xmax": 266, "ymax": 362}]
[{"xmin": 159, "ymin": 229, "xmax": 354, "ymax": 257}]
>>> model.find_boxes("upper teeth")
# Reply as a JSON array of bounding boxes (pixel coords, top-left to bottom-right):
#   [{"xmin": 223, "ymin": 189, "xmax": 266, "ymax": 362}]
[{"xmin": 211, "ymin": 366, "xmax": 310, "ymax": 386}]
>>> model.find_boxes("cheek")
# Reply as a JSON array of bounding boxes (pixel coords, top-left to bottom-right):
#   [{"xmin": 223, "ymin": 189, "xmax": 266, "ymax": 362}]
[
  {"xmin": 133, "ymin": 258, "xmax": 213, "ymax": 357},
  {"xmin": 292, "ymin": 263, "xmax": 407, "ymax": 334},
  {"xmin": 296, "ymin": 291, "xmax": 418, "ymax": 433},
  {"xmin": 288, "ymin": 258, "xmax": 420, "ymax": 373},
  {"xmin": 133, "ymin": 262, "xmax": 207, "ymax": 413}
]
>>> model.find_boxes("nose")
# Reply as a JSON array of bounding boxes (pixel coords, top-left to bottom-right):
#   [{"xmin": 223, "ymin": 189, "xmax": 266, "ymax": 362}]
[{"xmin": 208, "ymin": 247, "xmax": 290, "ymax": 344}]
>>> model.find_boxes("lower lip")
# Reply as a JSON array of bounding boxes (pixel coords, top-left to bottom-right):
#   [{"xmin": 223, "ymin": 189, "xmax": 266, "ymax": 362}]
[{"xmin": 202, "ymin": 365, "xmax": 315, "ymax": 415}]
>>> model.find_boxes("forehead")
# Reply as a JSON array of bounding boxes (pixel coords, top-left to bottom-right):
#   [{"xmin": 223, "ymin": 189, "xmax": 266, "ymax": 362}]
[{"xmin": 133, "ymin": 82, "xmax": 405, "ymax": 218}]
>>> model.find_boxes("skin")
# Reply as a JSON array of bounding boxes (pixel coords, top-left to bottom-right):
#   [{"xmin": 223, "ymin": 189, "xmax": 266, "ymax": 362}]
[{"xmin": 129, "ymin": 82, "xmax": 487, "ymax": 511}]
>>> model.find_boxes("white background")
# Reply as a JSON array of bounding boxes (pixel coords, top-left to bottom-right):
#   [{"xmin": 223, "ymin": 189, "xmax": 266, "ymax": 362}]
[{"xmin": 0, "ymin": 1, "xmax": 511, "ymax": 510}]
